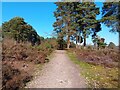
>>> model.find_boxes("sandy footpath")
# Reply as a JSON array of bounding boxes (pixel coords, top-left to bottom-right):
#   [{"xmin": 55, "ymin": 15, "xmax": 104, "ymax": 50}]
[{"xmin": 26, "ymin": 50, "xmax": 86, "ymax": 88}]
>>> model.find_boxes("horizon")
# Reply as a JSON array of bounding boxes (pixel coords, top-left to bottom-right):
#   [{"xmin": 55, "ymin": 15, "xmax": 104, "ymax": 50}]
[{"xmin": 1, "ymin": 2, "xmax": 119, "ymax": 46}]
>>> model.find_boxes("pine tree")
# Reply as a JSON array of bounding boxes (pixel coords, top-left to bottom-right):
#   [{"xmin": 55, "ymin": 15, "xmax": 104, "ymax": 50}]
[
  {"xmin": 77, "ymin": 2, "xmax": 100, "ymax": 46},
  {"xmin": 53, "ymin": 2, "xmax": 77, "ymax": 49},
  {"xmin": 53, "ymin": 2, "xmax": 100, "ymax": 48},
  {"xmin": 2, "ymin": 17, "xmax": 40, "ymax": 45},
  {"xmin": 102, "ymin": 2, "xmax": 119, "ymax": 32}
]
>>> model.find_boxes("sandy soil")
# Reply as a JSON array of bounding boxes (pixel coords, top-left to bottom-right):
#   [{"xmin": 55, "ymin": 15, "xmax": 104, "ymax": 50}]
[{"xmin": 26, "ymin": 50, "xmax": 87, "ymax": 88}]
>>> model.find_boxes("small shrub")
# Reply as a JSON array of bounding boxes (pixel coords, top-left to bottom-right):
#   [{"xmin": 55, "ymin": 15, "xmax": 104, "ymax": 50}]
[
  {"xmin": 87, "ymin": 45, "xmax": 93, "ymax": 50},
  {"xmin": 108, "ymin": 42, "xmax": 116, "ymax": 49}
]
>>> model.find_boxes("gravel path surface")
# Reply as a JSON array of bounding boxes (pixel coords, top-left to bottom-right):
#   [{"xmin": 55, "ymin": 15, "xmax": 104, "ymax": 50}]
[{"xmin": 26, "ymin": 50, "xmax": 86, "ymax": 88}]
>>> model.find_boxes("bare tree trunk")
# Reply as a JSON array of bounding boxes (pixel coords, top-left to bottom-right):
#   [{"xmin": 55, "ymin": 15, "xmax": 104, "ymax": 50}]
[
  {"xmin": 66, "ymin": 18, "xmax": 70, "ymax": 49},
  {"xmin": 76, "ymin": 44, "xmax": 78, "ymax": 48},
  {"xmin": 76, "ymin": 36, "xmax": 78, "ymax": 48},
  {"xmin": 67, "ymin": 36, "xmax": 70, "ymax": 49},
  {"xmin": 83, "ymin": 34, "xmax": 86, "ymax": 47}
]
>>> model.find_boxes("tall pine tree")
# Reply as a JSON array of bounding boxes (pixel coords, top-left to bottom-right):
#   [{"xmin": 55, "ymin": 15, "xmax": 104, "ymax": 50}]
[
  {"xmin": 53, "ymin": 2, "xmax": 100, "ymax": 48},
  {"xmin": 77, "ymin": 2, "xmax": 100, "ymax": 46},
  {"xmin": 53, "ymin": 2, "xmax": 77, "ymax": 49}
]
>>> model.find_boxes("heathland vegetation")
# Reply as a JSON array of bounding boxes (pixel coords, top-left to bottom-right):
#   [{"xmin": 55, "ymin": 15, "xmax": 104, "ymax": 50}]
[
  {"xmin": 1, "ymin": 1, "xmax": 119, "ymax": 89},
  {"xmin": 2, "ymin": 17, "xmax": 58, "ymax": 89}
]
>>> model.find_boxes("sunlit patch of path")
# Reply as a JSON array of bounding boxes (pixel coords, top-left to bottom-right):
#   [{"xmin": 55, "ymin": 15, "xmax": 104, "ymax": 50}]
[{"xmin": 26, "ymin": 50, "xmax": 86, "ymax": 88}]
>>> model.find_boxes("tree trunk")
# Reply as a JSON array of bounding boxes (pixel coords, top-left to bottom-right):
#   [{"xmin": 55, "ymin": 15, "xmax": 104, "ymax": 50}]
[
  {"xmin": 67, "ymin": 20, "xmax": 70, "ymax": 49},
  {"xmin": 76, "ymin": 36, "xmax": 78, "ymax": 48},
  {"xmin": 94, "ymin": 42, "xmax": 97, "ymax": 49},
  {"xmin": 67, "ymin": 36, "xmax": 70, "ymax": 49},
  {"xmin": 76, "ymin": 44, "xmax": 78, "ymax": 48},
  {"xmin": 83, "ymin": 35, "xmax": 86, "ymax": 47}
]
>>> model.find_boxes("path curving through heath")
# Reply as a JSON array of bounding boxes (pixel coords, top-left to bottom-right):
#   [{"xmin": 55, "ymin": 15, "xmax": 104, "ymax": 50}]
[{"xmin": 26, "ymin": 50, "xmax": 86, "ymax": 88}]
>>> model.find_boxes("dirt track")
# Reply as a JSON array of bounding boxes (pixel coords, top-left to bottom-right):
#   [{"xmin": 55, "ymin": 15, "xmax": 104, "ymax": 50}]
[{"xmin": 26, "ymin": 50, "xmax": 86, "ymax": 88}]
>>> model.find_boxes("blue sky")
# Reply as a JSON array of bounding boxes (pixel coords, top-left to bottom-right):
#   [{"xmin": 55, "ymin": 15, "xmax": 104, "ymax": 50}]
[{"xmin": 2, "ymin": 2, "xmax": 119, "ymax": 46}]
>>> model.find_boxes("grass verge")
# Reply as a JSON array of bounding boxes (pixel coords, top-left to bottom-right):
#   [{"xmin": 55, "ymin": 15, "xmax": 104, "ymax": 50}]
[{"xmin": 67, "ymin": 51, "xmax": 118, "ymax": 88}]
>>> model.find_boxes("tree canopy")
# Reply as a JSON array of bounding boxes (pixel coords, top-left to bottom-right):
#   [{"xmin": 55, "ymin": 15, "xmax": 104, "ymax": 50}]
[
  {"xmin": 53, "ymin": 2, "xmax": 101, "ymax": 49},
  {"xmin": 2, "ymin": 17, "xmax": 41, "ymax": 46},
  {"xmin": 102, "ymin": 2, "xmax": 119, "ymax": 32}
]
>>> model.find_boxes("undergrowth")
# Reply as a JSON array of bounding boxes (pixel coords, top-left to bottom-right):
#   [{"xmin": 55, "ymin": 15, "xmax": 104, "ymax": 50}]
[
  {"xmin": 2, "ymin": 37, "xmax": 56, "ymax": 90},
  {"xmin": 67, "ymin": 51, "xmax": 118, "ymax": 88}
]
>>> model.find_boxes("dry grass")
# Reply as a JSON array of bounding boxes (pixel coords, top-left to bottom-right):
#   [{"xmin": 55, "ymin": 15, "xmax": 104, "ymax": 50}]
[{"xmin": 67, "ymin": 49, "xmax": 119, "ymax": 88}]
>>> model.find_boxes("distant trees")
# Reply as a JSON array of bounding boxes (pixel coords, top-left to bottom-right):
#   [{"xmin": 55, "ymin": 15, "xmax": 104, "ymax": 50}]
[
  {"xmin": 57, "ymin": 36, "xmax": 67, "ymax": 50},
  {"xmin": 92, "ymin": 35, "xmax": 99, "ymax": 49},
  {"xmin": 53, "ymin": 2, "xmax": 101, "ymax": 49},
  {"xmin": 92, "ymin": 35, "xmax": 107, "ymax": 49},
  {"xmin": 108, "ymin": 42, "xmax": 116, "ymax": 49},
  {"xmin": 2, "ymin": 17, "xmax": 41, "ymax": 46},
  {"xmin": 97, "ymin": 38, "xmax": 107, "ymax": 49}
]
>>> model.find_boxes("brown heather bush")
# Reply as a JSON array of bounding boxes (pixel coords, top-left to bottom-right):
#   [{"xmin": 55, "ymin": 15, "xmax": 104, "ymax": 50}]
[
  {"xmin": 2, "ymin": 38, "xmax": 49, "ymax": 89},
  {"xmin": 2, "ymin": 63, "xmax": 32, "ymax": 90},
  {"xmin": 70, "ymin": 48, "xmax": 119, "ymax": 68}
]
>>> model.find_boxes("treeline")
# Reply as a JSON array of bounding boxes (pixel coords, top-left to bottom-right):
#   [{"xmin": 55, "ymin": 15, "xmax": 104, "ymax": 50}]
[
  {"xmin": 2, "ymin": 17, "xmax": 41, "ymax": 46},
  {"xmin": 53, "ymin": 2, "xmax": 119, "ymax": 49}
]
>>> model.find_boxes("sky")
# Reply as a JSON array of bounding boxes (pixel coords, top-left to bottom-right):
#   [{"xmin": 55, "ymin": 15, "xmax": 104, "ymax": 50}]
[{"xmin": 1, "ymin": 1, "xmax": 119, "ymax": 46}]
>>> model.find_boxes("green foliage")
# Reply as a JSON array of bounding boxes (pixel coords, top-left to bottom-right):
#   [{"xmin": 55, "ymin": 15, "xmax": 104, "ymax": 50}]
[
  {"xmin": 53, "ymin": 2, "xmax": 101, "ymax": 48},
  {"xmin": 97, "ymin": 40, "xmax": 107, "ymax": 49},
  {"xmin": 36, "ymin": 37, "xmax": 58, "ymax": 55},
  {"xmin": 53, "ymin": 2, "xmax": 78, "ymax": 49},
  {"xmin": 92, "ymin": 36, "xmax": 107, "ymax": 49},
  {"xmin": 57, "ymin": 36, "xmax": 67, "ymax": 50},
  {"xmin": 77, "ymin": 2, "xmax": 100, "ymax": 46},
  {"xmin": 102, "ymin": 2, "xmax": 119, "ymax": 32},
  {"xmin": 2, "ymin": 17, "xmax": 40, "ymax": 46},
  {"xmin": 92, "ymin": 35, "xmax": 99, "ymax": 48}
]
